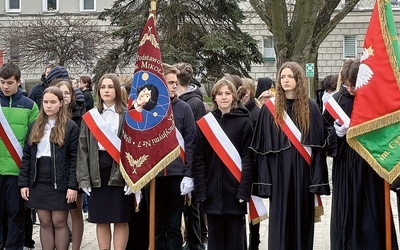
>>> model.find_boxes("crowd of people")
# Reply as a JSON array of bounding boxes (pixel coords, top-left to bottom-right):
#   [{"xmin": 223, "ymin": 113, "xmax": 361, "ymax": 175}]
[{"xmin": 0, "ymin": 59, "xmax": 399, "ymax": 250}]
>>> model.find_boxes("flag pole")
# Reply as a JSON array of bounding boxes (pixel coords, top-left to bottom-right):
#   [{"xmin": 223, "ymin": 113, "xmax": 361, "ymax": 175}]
[
  {"xmin": 149, "ymin": 1, "xmax": 157, "ymax": 249},
  {"xmin": 385, "ymin": 181, "xmax": 392, "ymax": 250}
]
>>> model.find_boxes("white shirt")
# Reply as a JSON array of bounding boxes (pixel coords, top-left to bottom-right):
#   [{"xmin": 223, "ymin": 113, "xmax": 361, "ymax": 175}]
[
  {"xmin": 37, "ymin": 119, "xmax": 56, "ymax": 158},
  {"xmin": 97, "ymin": 104, "xmax": 120, "ymax": 151}
]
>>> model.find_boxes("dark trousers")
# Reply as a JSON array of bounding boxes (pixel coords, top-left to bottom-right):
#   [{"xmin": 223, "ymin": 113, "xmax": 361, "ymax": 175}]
[
  {"xmin": 199, "ymin": 204, "xmax": 208, "ymax": 244},
  {"xmin": 23, "ymin": 206, "xmax": 34, "ymax": 248},
  {"xmin": 153, "ymin": 176, "xmax": 184, "ymax": 250},
  {"xmin": 184, "ymin": 200, "xmax": 204, "ymax": 250},
  {"xmin": 126, "ymin": 189, "xmax": 149, "ymax": 250},
  {"xmin": 248, "ymin": 223, "xmax": 260, "ymax": 250},
  {"xmin": 207, "ymin": 214, "xmax": 244, "ymax": 250},
  {"xmin": 0, "ymin": 175, "xmax": 24, "ymax": 250}
]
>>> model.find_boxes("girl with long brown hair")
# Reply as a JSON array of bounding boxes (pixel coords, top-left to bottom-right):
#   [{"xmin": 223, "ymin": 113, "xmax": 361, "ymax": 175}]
[
  {"xmin": 250, "ymin": 62, "xmax": 330, "ymax": 250},
  {"xmin": 19, "ymin": 87, "xmax": 80, "ymax": 250},
  {"xmin": 76, "ymin": 74, "xmax": 132, "ymax": 250}
]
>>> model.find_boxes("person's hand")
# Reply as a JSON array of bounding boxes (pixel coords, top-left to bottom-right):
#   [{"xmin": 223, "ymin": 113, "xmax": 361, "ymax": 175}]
[
  {"xmin": 66, "ymin": 189, "xmax": 78, "ymax": 204},
  {"xmin": 82, "ymin": 187, "xmax": 92, "ymax": 196},
  {"xmin": 180, "ymin": 177, "xmax": 194, "ymax": 195},
  {"xmin": 20, "ymin": 187, "xmax": 29, "ymax": 201},
  {"xmin": 258, "ymin": 90, "xmax": 273, "ymax": 103},
  {"xmin": 333, "ymin": 119, "xmax": 349, "ymax": 137},
  {"xmin": 124, "ymin": 185, "xmax": 133, "ymax": 195},
  {"xmin": 239, "ymin": 199, "xmax": 244, "ymax": 203}
]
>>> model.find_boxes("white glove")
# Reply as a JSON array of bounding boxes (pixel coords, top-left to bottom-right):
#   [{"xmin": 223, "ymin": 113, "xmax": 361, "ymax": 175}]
[
  {"xmin": 124, "ymin": 185, "xmax": 133, "ymax": 195},
  {"xmin": 239, "ymin": 199, "xmax": 244, "ymax": 203},
  {"xmin": 333, "ymin": 119, "xmax": 349, "ymax": 137},
  {"xmin": 82, "ymin": 187, "xmax": 91, "ymax": 196},
  {"xmin": 180, "ymin": 177, "xmax": 194, "ymax": 195}
]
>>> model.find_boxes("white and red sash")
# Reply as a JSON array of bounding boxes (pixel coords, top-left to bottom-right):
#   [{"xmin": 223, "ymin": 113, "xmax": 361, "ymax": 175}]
[
  {"xmin": 175, "ymin": 128, "xmax": 191, "ymax": 204},
  {"xmin": 324, "ymin": 96, "xmax": 350, "ymax": 125},
  {"xmin": 82, "ymin": 109, "xmax": 121, "ymax": 163},
  {"xmin": 197, "ymin": 113, "xmax": 268, "ymax": 223},
  {"xmin": 0, "ymin": 104, "xmax": 22, "ymax": 167},
  {"xmin": 265, "ymin": 98, "xmax": 312, "ymax": 164},
  {"xmin": 175, "ymin": 128, "xmax": 185, "ymax": 163},
  {"xmin": 266, "ymin": 98, "xmax": 324, "ymax": 220}
]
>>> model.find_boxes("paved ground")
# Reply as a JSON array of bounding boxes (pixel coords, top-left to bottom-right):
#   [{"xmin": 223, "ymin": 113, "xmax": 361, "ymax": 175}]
[{"xmin": 31, "ymin": 192, "xmax": 400, "ymax": 250}]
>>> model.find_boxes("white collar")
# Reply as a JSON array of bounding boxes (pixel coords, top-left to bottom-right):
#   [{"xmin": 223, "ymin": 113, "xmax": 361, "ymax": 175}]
[{"xmin": 103, "ymin": 103, "xmax": 116, "ymax": 113}]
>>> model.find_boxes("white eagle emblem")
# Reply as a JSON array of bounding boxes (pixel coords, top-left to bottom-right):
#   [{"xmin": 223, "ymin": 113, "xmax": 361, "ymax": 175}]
[{"xmin": 356, "ymin": 47, "xmax": 374, "ymax": 89}]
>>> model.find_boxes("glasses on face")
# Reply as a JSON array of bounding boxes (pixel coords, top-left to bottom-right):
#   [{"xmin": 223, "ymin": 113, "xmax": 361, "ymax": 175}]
[
  {"xmin": 342, "ymin": 82, "xmax": 355, "ymax": 90},
  {"xmin": 62, "ymin": 91, "xmax": 71, "ymax": 96}
]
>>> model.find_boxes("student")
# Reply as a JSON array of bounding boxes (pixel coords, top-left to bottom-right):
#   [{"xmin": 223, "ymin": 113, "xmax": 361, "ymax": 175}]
[
  {"xmin": 19, "ymin": 86, "xmax": 79, "ymax": 250},
  {"xmin": 238, "ymin": 77, "xmax": 262, "ymax": 250},
  {"xmin": 0, "ymin": 62, "xmax": 39, "ymax": 250},
  {"xmin": 175, "ymin": 62, "xmax": 207, "ymax": 250},
  {"xmin": 56, "ymin": 80, "xmax": 85, "ymax": 250},
  {"xmin": 250, "ymin": 62, "xmax": 330, "ymax": 250},
  {"xmin": 28, "ymin": 63, "xmax": 55, "ymax": 108},
  {"xmin": 193, "ymin": 78, "xmax": 253, "ymax": 250},
  {"xmin": 76, "ymin": 74, "xmax": 133, "ymax": 250},
  {"xmin": 323, "ymin": 59, "xmax": 398, "ymax": 249},
  {"xmin": 78, "ymin": 76, "xmax": 94, "ymax": 112},
  {"xmin": 149, "ymin": 64, "xmax": 196, "ymax": 250}
]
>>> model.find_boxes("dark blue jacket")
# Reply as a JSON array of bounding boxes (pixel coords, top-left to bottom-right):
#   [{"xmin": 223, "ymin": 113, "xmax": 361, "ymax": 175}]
[{"xmin": 158, "ymin": 97, "xmax": 196, "ymax": 178}]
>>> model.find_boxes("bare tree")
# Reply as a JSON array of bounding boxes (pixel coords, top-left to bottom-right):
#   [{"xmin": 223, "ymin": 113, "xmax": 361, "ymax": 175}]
[
  {"xmin": 249, "ymin": 0, "xmax": 364, "ymax": 85},
  {"xmin": 0, "ymin": 15, "xmax": 112, "ymax": 74}
]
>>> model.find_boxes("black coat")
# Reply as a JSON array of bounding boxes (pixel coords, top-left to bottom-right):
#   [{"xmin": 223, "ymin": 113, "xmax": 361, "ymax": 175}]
[
  {"xmin": 179, "ymin": 85, "xmax": 207, "ymax": 121},
  {"xmin": 18, "ymin": 119, "xmax": 80, "ymax": 192},
  {"xmin": 323, "ymin": 86, "xmax": 398, "ymax": 250},
  {"xmin": 244, "ymin": 98, "xmax": 260, "ymax": 129},
  {"xmin": 82, "ymin": 89, "xmax": 94, "ymax": 112},
  {"xmin": 251, "ymin": 98, "xmax": 330, "ymax": 250},
  {"xmin": 193, "ymin": 107, "xmax": 253, "ymax": 215}
]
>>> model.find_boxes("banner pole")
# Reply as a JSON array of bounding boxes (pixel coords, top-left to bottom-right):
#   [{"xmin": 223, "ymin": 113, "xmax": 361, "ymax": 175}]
[
  {"xmin": 385, "ymin": 181, "xmax": 391, "ymax": 250},
  {"xmin": 148, "ymin": 2, "xmax": 157, "ymax": 249},
  {"xmin": 149, "ymin": 178, "xmax": 156, "ymax": 250}
]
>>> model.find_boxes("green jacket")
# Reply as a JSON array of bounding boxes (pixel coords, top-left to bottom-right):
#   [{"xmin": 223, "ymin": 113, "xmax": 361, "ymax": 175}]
[{"xmin": 0, "ymin": 89, "xmax": 39, "ymax": 176}]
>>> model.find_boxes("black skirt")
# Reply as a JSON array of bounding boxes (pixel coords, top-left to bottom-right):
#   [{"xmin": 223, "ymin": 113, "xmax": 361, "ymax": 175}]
[
  {"xmin": 87, "ymin": 151, "xmax": 133, "ymax": 223},
  {"xmin": 26, "ymin": 157, "xmax": 76, "ymax": 211}
]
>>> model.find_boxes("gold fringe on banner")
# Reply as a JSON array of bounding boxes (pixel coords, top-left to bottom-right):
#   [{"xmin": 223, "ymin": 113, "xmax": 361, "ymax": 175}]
[
  {"xmin": 378, "ymin": 0, "xmax": 400, "ymax": 86},
  {"xmin": 347, "ymin": 110, "xmax": 400, "ymax": 138},
  {"xmin": 248, "ymin": 214, "xmax": 269, "ymax": 225},
  {"xmin": 119, "ymin": 146, "xmax": 180, "ymax": 193},
  {"xmin": 347, "ymin": 135, "xmax": 400, "ymax": 183}
]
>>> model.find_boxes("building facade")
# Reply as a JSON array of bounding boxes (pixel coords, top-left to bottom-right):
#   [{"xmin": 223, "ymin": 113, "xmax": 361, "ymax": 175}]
[{"xmin": 0, "ymin": 0, "xmax": 398, "ymax": 81}]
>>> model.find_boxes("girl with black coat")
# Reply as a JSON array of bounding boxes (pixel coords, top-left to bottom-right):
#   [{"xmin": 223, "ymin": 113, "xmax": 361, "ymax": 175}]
[
  {"xmin": 56, "ymin": 80, "xmax": 86, "ymax": 250},
  {"xmin": 19, "ymin": 87, "xmax": 80, "ymax": 250},
  {"xmin": 193, "ymin": 79, "xmax": 253, "ymax": 250}
]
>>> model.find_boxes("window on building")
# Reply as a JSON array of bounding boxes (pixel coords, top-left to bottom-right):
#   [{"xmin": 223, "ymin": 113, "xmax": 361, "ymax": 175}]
[
  {"xmin": 343, "ymin": 35, "xmax": 357, "ymax": 58},
  {"xmin": 43, "ymin": 0, "xmax": 58, "ymax": 11},
  {"xmin": 6, "ymin": 0, "xmax": 21, "ymax": 12},
  {"xmin": 262, "ymin": 36, "xmax": 276, "ymax": 62},
  {"xmin": 9, "ymin": 41, "xmax": 20, "ymax": 62},
  {"xmin": 83, "ymin": 38, "xmax": 95, "ymax": 60},
  {"xmin": 81, "ymin": 0, "xmax": 95, "ymax": 11}
]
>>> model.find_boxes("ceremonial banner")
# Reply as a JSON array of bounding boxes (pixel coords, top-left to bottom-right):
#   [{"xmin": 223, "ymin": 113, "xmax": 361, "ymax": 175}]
[
  {"xmin": 120, "ymin": 14, "xmax": 180, "ymax": 192},
  {"xmin": 347, "ymin": 0, "xmax": 400, "ymax": 183}
]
